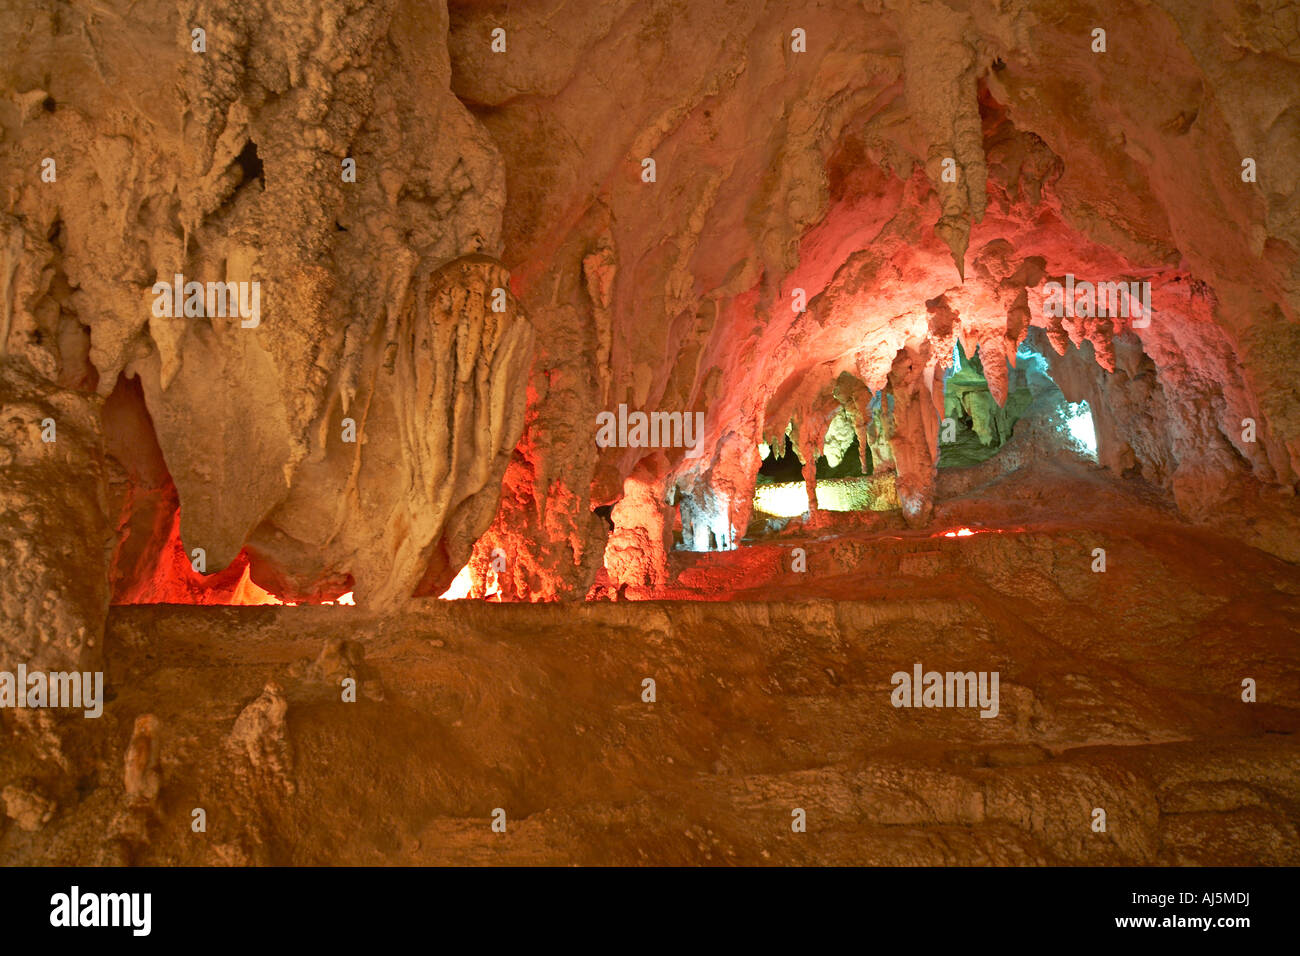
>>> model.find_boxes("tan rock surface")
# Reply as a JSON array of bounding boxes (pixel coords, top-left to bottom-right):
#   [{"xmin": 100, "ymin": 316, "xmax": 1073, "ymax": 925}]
[
  {"xmin": 9, "ymin": 481, "xmax": 1297, "ymax": 864},
  {"xmin": 0, "ymin": 0, "xmax": 1298, "ymax": 867}
]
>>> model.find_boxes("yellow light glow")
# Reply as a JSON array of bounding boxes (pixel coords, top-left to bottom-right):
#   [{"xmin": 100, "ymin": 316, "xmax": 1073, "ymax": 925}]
[
  {"xmin": 752, "ymin": 476, "xmax": 892, "ymax": 517},
  {"xmin": 752, "ymin": 483, "xmax": 811, "ymax": 517},
  {"xmin": 439, "ymin": 564, "xmax": 473, "ymax": 600}
]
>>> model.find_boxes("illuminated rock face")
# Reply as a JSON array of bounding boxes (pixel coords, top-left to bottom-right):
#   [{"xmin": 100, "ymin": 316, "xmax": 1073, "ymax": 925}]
[
  {"xmin": 0, "ymin": 0, "xmax": 1298, "ymax": 869},
  {"xmin": 2, "ymin": 0, "xmax": 530, "ymax": 614},
  {"xmin": 442, "ymin": 0, "xmax": 1299, "ymax": 587},
  {"xmin": 4, "ymin": 0, "xmax": 1298, "ymax": 606}
]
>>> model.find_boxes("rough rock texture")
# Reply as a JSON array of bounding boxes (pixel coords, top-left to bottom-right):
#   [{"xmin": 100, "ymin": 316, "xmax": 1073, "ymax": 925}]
[
  {"xmin": 8, "ymin": 471, "xmax": 1299, "ymax": 863},
  {"xmin": 0, "ymin": 362, "xmax": 108, "ymax": 674},
  {"xmin": 446, "ymin": 0, "xmax": 1300, "ymax": 594},
  {"xmin": 2, "ymin": 0, "xmax": 531, "ymax": 617},
  {"xmin": 1, "ymin": 0, "xmax": 1300, "ymax": 867}
]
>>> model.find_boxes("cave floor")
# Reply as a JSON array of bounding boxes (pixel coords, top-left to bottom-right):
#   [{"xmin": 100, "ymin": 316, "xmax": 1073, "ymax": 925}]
[
  {"xmin": 664, "ymin": 458, "xmax": 1300, "ymax": 601},
  {"xmin": 13, "ymin": 489, "xmax": 1300, "ymax": 864}
]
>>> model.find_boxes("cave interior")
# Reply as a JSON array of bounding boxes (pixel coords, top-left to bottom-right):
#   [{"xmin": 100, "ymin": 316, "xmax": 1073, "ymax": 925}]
[{"xmin": 1, "ymin": 0, "xmax": 1299, "ymax": 866}]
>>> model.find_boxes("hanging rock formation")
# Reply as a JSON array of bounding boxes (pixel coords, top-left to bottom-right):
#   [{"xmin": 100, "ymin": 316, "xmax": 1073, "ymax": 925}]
[
  {"xmin": 0, "ymin": 0, "xmax": 1299, "ymax": 872},
  {"xmin": 1, "ymin": 0, "xmax": 532, "ymax": 617}
]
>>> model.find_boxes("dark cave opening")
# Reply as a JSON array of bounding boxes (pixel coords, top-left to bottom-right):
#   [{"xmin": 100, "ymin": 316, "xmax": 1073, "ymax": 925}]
[
  {"xmin": 234, "ymin": 140, "xmax": 266, "ymax": 189},
  {"xmin": 757, "ymin": 434, "xmax": 870, "ymax": 483}
]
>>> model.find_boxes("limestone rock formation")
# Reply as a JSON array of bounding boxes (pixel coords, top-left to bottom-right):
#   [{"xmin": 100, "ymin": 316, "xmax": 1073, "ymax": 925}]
[
  {"xmin": 0, "ymin": 363, "xmax": 109, "ymax": 674},
  {"xmin": 0, "ymin": 0, "xmax": 1298, "ymax": 870},
  {"xmin": 2, "ymin": 0, "xmax": 531, "ymax": 617},
  {"xmin": 246, "ymin": 255, "xmax": 533, "ymax": 604},
  {"xmin": 4, "ymin": 0, "xmax": 1297, "ymax": 604},
  {"xmin": 439, "ymin": 0, "xmax": 1299, "ymax": 591},
  {"xmin": 227, "ymin": 681, "xmax": 293, "ymax": 794}
]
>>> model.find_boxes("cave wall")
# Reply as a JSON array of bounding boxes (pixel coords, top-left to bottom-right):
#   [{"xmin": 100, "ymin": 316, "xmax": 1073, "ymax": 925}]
[
  {"xmin": 2, "ymin": 0, "xmax": 534, "ymax": 624},
  {"xmin": 439, "ymin": 0, "xmax": 1299, "ymax": 590},
  {"xmin": 1, "ymin": 0, "xmax": 1298, "ymax": 614}
]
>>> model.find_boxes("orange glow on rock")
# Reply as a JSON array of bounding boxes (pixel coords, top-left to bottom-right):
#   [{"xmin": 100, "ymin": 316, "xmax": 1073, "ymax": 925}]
[
  {"xmin": 114, "ymin": 508, "xmax": 351, "ymax": 607},
  {"xmin": 931, "ymin": 527, "xmax": 1024, "ymax": 539},
  {"xmin": 230, "ymin": 565, "xmax": 285, "ymax": 605}
]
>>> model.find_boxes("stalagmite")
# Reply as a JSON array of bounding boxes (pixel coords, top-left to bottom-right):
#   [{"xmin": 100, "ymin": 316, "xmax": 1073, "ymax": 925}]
[{"xmin": 887, "ymin": 343, "xmax": 941, "ymax": 525}]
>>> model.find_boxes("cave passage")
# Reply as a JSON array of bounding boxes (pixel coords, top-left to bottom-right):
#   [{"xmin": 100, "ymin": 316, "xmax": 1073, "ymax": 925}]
[{"xmin": 740, "ymin": 335, "xmax": 1102, "ymax": 530}]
